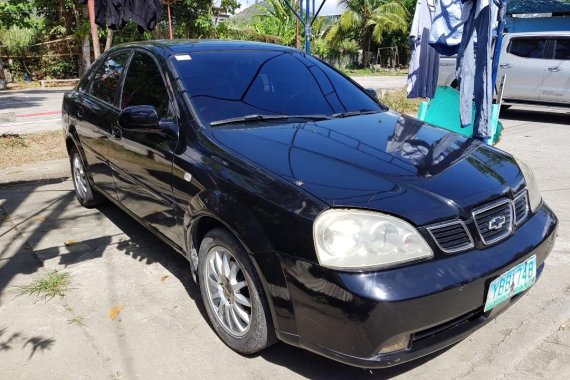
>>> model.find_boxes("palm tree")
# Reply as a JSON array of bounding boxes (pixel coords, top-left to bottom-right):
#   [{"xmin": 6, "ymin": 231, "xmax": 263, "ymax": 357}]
[{"xmin": 328, "ymin": 0, "xmax": 408, "ymax": 66}]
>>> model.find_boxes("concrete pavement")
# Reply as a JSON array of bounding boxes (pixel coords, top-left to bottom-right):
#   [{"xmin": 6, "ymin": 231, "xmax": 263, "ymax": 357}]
[
  {"xmin": 0, "ymin": 105, "xmax": 569, "ymax": 379},
  {"xmin": 0, "ymin": 87, "xmax": 70, "ymax": 135},
  {"xmin": 351, "ymin": 75, "xmax": 407, "ymax": 91}
]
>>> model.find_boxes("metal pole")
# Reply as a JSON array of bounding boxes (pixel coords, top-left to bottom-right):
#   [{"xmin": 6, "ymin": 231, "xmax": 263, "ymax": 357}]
[
  {"xmin": 304, "ymin": 0, "xmax": 310, "ymax": 53},
  {"xmin": 296, "ymin": 0, "xmax": 300, "ymax": 49}
]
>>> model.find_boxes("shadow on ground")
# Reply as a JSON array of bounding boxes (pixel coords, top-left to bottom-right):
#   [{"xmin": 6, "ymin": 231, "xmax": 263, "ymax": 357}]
[
  {"xmin": 0, "ymin": 325, "xmax": 55, "ymax": 359},
  {"xmin": 1, "ymin": 180, "xmax": 452, "ymax": 378},
  {"xmin": 501, "ymin": 107, "xmax": 570, "ymax": 125}
]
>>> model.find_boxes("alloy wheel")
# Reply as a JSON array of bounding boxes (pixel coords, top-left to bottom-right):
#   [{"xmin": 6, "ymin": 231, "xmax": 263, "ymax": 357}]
[
  {"xmin": 205, "ymin": 247, "xmax": 252, "ymax": 337},
  {"xmin": 73, "ymin": 154, "xmax": 89, "ymax": 200}
]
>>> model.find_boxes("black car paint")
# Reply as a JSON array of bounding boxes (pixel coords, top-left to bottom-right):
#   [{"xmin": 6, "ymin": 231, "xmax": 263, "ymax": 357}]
[{"xmin": 62, "ymin": 40, "xmax": 558, "ymax": 368}]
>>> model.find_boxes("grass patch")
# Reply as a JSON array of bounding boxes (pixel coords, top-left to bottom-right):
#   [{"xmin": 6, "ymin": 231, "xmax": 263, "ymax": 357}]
[
  {"xmin": 67, "ymin": 316, "xmax": 86, "ymax": 326},
  {"xmin": 379, "ymin": 87, "xmax": 424, "ymax": 115},
  {"xmin": 0, "ymin": 131, "xmax": 67, "ymax": 169},
  {"xmin": 15, "ymin": 270, "xmax": 72, "ymax": 301}
]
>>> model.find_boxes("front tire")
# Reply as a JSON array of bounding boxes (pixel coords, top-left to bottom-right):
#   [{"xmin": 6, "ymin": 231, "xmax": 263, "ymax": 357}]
[
  {"xmin": 198, "ymin": 228, "xmax": 276, "ymax": 354},
  {"xmin": 69, "ymin": 147, "xmax": 104, "ymax": 208}
]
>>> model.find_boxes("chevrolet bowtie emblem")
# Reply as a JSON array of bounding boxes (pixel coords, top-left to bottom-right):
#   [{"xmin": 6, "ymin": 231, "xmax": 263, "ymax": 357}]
[{"xmin": 489, "ymin": 215, "xmax": 507, "ymax": 231}]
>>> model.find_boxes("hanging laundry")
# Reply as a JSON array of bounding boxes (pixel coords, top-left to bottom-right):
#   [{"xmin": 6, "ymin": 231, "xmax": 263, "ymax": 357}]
[
  {"xmin": 106, "ymin": 0, "xmax": 127, "ymax": 30},
  {"xmin": 491, "ymin": 0, "xmax": 507, "ymax": 90},
  {"xmin": 428, "ymin": 0, "xmax": 464, "ymax": 56},
  {"xmin": 407, "ymin": 0, "xmax": 440, "ymax": 99},
  {"xmin": 456, "ymin": 0, "xmax": 496, "ymax": 140},
  {"xmin": 95, "ymin": 0, "xmax": 107, "ymax": 29},
  {"xmin": 131, "ymin": 0, "xmax": 164, "ymax": 32},
  {"xmin": 94, "ymin": 0, "xmax": 163, "ymax": 32}
]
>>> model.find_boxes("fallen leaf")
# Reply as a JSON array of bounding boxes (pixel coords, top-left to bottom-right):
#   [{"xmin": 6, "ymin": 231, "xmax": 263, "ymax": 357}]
[
  {"xmin": 160, "ymin": 275, "xmax": 169, "ymax": 282},
  {"xmin": 64, "ymin": 240, "xmax": 77, "ymax": 247},
  {"xmin": 559, "ymin": 323, "xmax": 568, "ymax": 331},
  {"xmin": 35, "ymin": 216, "xmax": 46, "ymax": 222},
  {"xmin": 109, "ymin": 306, "xmax": 124, "ymax": 320}
]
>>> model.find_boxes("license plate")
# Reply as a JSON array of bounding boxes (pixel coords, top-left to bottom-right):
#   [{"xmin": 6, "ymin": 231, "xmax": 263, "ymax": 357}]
[{"xmin": 484, "ymin": 255, "xmax": 537, "ymax": 312}]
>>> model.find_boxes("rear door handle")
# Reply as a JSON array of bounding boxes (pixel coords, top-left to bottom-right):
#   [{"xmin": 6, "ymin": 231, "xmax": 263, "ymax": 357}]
[
  {"xmin": 500, "ymin": 64, "xmax": 512, "ymax": 69},
  {"xmin": 548, "ymin": 67, "xmax": 563, "ymax": 72},
  {"xmin": 111, "ymin": 125, "xmax": 122, "ymax": 139}
]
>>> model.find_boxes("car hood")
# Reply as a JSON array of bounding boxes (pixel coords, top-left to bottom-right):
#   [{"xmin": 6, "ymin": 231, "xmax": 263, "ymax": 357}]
[{"xmin": 211, "ymin": 111, "xmax": 525, "ymax": 226}]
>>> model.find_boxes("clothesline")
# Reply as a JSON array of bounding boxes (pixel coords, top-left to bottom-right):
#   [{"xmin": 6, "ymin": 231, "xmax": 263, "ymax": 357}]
[{"xmin": 407, "ymin": 0, "xmax": 507, "ymax": 142}]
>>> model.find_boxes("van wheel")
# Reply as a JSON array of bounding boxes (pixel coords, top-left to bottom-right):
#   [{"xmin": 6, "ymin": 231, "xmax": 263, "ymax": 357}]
[
  {"xmin": 198, "ymin": 228, "xmax": 276, "ymax": 354},
  {"xmin": 69, "ymin": 147, "xmax": 104, "ymax": 208}
]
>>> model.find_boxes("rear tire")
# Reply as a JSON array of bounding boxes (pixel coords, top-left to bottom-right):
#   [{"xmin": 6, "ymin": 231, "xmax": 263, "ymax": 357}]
[
  {"xmin": 198, "ymin": 228, "xmax": 276, "ymax": 354},
  {"xmin": 69, "ymin": 146, "xmax": 104, "ymax": 208}
]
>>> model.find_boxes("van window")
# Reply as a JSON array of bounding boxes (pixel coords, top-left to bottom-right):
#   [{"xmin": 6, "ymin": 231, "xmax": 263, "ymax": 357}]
[
  {"xmin": 509, "ymin": 38, "xmax": 547, "ymax": 59},
  {"xmin": 554, "ymin": 39, "xmax": 570, "ymax": 60}
]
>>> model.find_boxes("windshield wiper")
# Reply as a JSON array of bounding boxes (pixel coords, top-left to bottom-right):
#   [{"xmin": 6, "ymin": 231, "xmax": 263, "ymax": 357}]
[
  {"xmin": 210, "ymin": 114, "xmax": 331, "ymax": 126},
  {"xmin": 332, "ymin": 109, "xmax": 382, "ymax": 119}
]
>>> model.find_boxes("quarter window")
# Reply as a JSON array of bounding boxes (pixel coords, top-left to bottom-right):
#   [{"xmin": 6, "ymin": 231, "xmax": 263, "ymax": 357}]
[
  {"xmin": 554, "ymin": 39, "xmax": 570, "ymax": 60},
  {"xmin": 509, "ymin": 38, "xmax": 547, "ymax": 59},
  {"xmin": 90, "ymin": 52, "xmax": 130, "ymax": 105},
  {"xmin": 121, "ymin": 51, "xmax": 170, "ymax": 118}
]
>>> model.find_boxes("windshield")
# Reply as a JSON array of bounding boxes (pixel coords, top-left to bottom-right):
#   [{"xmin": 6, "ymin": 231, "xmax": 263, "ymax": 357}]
[{"xmin": 173, "ymin": 50, "xmax": 384, "ymax": 126}]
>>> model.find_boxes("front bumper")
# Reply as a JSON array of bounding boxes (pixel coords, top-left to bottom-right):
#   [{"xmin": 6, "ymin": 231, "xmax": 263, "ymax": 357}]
[{"xmin": 274, "ymin": 204, "xmax": 558, "ymax": 368}]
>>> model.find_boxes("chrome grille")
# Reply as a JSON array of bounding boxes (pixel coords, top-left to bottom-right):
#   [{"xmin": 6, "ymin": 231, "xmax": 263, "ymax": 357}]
[
  {"xmin": 473, "ymin": 199, "xmax": 513, "ymax": 245},
  {"xmin": 514, "ymin": 191, "xmax": 529, "ymax": 226},
  {"xmin": 427, "ymin": 221, "xmax": 474, "ymax": 253}
]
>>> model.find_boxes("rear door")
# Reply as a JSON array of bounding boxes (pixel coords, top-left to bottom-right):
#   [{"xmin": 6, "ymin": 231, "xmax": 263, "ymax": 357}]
[
  {"xmin": 108, "ymin": 50, "xmax": 181, "ymax": 246},
  {"xmin": 499, "ymin": 36, "xmax": 549, "ymax": 101},
  {"xmin": 73, "ymin": 51, "xmax": 130, "ymax": 198},
  {"xmin": 540, "ymin": 37, "xmax": 570, "ymax": 104}
]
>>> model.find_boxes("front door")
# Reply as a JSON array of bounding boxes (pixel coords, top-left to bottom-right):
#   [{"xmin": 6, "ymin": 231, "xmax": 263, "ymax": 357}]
[
  {"xmin": 499, "ymin": 36, "xmax": 548, "ymax": 102},
  {"xmin": 108, "ymin": 50, "xmax": 181, "ymax": 246},
  {"xmin": 540, "ymin": 38, "xmax": 570, "ymax": 104}
]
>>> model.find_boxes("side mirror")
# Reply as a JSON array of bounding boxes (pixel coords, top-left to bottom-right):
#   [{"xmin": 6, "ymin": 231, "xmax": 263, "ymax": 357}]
[
  {"xmin": 118, "ymin": 105, "xmax": 162, "ymax": 133},
  {"xmin": 366, "ymin": 88, "xmax": 378, "ymax": 99}
]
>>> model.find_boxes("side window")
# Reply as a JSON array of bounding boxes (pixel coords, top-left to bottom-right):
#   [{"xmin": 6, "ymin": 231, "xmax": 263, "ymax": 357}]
[
  {"xmin": 121, "ymin": 51, "xmax": 170, "ymax": 118},
  {"xmin": 90, "ymin": 52, "xmax": 130, "ymax": 105},
  {"xmin": 78, "ymin": 65, "xmax": 95, "ymax": 92},
  {"xmin": 509, "ymin": 38, "xmax": 546, "ymax": 59},
  {"xmin": 554, "ymin": 39, "xmax": 570, "ymax": 60}
]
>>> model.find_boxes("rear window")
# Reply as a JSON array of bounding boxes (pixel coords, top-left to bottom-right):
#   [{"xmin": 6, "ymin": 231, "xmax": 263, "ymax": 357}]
[
  {"xmin": 554, "ymin": 39, "xmax": 570, "ymax": 60},
  {"xmin": 90, "ymin": 52, "xmax": 130, "ymax": 106},
  {"xmin": 508, "ymin": 38, "xmax": 547, "ymax": 59}
]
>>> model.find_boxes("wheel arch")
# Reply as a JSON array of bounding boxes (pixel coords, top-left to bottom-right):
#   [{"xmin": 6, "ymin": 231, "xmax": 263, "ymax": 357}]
[{"xmin": 185, "ymin": 206, "xmax": 291, "ymax": 337}]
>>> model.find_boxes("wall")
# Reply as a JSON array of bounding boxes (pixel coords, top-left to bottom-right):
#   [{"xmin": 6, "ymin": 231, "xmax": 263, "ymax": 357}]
[{"xmin": 506, "ymin": 15, "xmax": 570, "ymax": 33}]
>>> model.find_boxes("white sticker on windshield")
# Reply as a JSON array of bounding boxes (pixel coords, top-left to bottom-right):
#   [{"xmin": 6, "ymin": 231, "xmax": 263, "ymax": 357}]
[{"xmin": 175, "ymin": 54, "xmax": 192, "ymax": 61}]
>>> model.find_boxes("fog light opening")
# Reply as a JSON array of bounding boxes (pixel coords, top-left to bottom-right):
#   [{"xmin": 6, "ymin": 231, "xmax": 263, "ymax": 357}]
[{"xmin": 378, "ymin": 334, "xmax": 411, "ymax": 354}]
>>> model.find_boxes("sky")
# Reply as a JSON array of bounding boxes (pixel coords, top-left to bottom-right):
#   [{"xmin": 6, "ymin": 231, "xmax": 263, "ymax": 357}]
[{"xmin": 236, "ymin": 0, "xmax": 344, "ymax": 16}]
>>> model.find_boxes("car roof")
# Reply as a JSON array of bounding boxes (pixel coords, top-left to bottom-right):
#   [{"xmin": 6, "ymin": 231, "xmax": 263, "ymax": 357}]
[
  {"xmin": 110, "ymin": 39, "xmax": 298, "ymax": 58},
  {"xmin": 505, "ymin": 31, "xmax": 570, "ymax": 38}
]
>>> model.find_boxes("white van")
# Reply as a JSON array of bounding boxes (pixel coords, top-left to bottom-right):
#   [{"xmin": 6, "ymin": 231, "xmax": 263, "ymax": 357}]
[{"xmin": 438, "ymin": 32, "xmax": 570, "ymax": 106}]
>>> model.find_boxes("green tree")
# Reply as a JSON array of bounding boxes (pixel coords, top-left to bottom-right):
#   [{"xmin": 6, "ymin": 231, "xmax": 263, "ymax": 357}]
[
  {"xmin": 328, "ymin": 0, "xmax": 408, "ymax": 66},
  {"xmin": 251, "ymin": 0, "xmax": 297, "ymax": 46}
]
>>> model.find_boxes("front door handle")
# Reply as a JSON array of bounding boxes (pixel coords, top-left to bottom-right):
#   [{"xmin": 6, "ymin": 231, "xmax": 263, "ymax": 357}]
[
  {"xmin": 548, "ymin": 67, "xmax": 563, "ymax": 72},
  {"xmin": 111, "ymin": 125, "xmax": 122, "ymax": 139},
  {"xmin": 500, "ymin": 64, "xmax": 512, "ymax": 69}
]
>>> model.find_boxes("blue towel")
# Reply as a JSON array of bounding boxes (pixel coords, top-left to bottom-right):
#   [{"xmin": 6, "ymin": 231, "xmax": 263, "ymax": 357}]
[{"xmin": 428, "ymin": 0, "xmax": 464, "ymax": 56}]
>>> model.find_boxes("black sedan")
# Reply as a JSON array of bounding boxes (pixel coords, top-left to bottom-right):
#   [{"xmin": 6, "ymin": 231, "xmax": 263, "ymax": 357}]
[{"xmin": 62, "ymin": 40, "xmax": 558, "ymax": 368}]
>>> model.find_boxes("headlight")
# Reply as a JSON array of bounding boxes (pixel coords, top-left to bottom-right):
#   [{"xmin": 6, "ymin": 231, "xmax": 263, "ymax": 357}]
[
  {"xmin": 515, "ymin": 159, "xmax": 542, "ymax": 212},
  {"xmin": 313, "ymin": 209, "xmax": 433, "ymax": 270}
]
